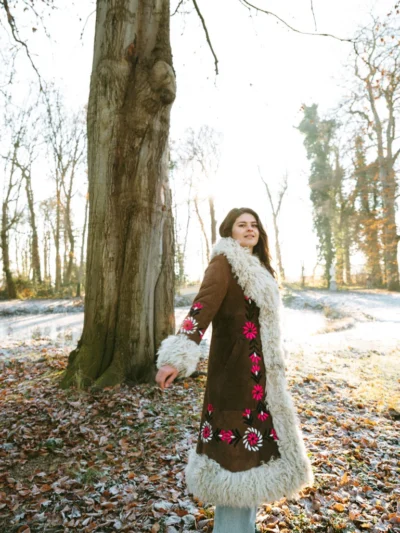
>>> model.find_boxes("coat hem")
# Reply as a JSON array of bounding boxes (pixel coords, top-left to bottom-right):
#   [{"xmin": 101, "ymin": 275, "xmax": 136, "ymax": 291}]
[{"xmin": 185, "ymin": 447, "xmax": 314, "ymax": 508}]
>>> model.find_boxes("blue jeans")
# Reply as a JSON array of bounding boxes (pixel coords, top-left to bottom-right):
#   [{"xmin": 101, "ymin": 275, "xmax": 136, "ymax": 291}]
[{"xmin": 213, "ymin": 505, "xmax": 258, "ymax": 533}]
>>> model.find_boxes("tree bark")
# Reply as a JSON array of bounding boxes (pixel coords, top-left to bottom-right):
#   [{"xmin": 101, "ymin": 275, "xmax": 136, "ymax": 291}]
[
  {"xmin": 61, "ymin": 0, "xmax": 176, "ymax": 389},
  {"xmin": 23, "ymin": 169, "xmax": 41, "ymax": 283}
]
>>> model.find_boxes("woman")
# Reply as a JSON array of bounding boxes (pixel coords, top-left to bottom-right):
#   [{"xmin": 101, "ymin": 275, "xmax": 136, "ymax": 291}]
[{"xmin": 155, "ymin": 208, "xmax": 314, "ymax": 533}]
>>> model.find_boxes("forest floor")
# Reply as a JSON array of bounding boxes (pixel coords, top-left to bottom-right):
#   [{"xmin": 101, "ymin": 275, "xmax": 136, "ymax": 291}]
[{"xmin": 0, "ymin": 289, "xmax": 399, "ymax": 533}]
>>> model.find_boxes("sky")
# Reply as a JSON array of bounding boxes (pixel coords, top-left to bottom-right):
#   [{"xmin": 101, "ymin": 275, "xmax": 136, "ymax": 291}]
[{"xmin": 1, "ymin": 0, "xmax": 397, "ymax": 282}]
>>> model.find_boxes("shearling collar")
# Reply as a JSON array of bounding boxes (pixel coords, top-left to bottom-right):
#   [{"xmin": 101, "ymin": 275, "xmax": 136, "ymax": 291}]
[{"xmin": 211, "ymin": 237, "xmax": 280, "ymax": 313}]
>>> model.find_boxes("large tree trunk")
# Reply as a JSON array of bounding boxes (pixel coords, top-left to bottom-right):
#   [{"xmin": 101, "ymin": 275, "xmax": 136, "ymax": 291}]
[
  {"xmin": 61, "ymin": 0, "xmax": 176, "ymax": 389},
  {"xmin": 1, "ymin": 203, "xmax": 17, "ymax": 299}
]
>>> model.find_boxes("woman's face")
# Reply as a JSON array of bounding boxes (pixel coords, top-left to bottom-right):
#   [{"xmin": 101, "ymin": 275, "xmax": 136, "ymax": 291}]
[{"xmin": 231, "ymin": 213, "xmax": 259, "ymax": 251}]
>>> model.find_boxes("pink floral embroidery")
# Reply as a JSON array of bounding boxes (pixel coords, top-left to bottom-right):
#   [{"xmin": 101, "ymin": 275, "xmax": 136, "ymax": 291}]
[
  {"xmin": 219, "ymin": 429, "xmax": 234, "ymax": 443},
  {"xmin": 244, "ymin": 295, "xmax": 252, "ymax": 304},
  {"xmin": 242, "ymin": 408, "xmax": 252, "ymax": 419},
  {"xmin": 249, "ymin": 352, "xmax": 261, "ymax": 363},
  {"xmin": 251, "ymin": 364, "xmax": 260, "ymax": 376},
  {"xmin": 243, "ymin": 322, "xmax": 257, "ymax": 339},
  {"xmin": 192, "ymin": 302, "xmax": 203, "ymax": 311},
  {"xmin": 200, "ymin": 421, "xmax": 212, "ymax": 442},
  {"xmin": 207, "ymin": 404, "xmax": 214, "ymax": 413},
  {"xmin": 180, "ymin": 316, "xmax": 198, "ymax": 334},
  {"xmin": 243, "ymin": 427, "xmax": 263, "ymax": 451},
  {"xmin": 270, "ymin": 428, "xmax": 279, "ymax": 441},
  {"xmin": 258, "ymin": 411, "xmax": 269, "ymax": 422},
  {"xmin": 252, "ymin": 384, "xmax": 263, "ymax": 401}
]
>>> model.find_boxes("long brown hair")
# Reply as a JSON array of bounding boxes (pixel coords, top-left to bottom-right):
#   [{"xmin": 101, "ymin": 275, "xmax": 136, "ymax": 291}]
[{"xmin": 219, "ymin": 207, "xmax": 276, "ymax": 278}]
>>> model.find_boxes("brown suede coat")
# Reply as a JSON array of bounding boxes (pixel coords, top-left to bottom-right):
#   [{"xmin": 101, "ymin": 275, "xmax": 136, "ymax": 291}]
[
  {"xmin": 157, "ymin": 237, "xmax": 313, "ymax": 507},
  {"xmin": 177, "ymin": 254, "xmax": 280, "ymax": 472}
]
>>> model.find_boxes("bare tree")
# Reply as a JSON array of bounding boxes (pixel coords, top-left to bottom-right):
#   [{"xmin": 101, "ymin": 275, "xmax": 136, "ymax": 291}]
[
  {"xmin": 0, "ymin": 119, "xmax": 25, "ymax": 298},
  {"xmin": 194, "ymin": 195, "xmax": 210, "ymax": 263},
  {"xmin": 348, "ymin": 18, "xmax": 400, "ymax": 290},
  {"xmin": 259, "ymin": 169, "xmax": 287, "ymax": 282},
  {"xmin": 177, "ymin": 125, "xmax": 222, "ymax": 259},
  {"xmin": 11, "ymin": 108, "xmax": 43, "ymax": 284},
  {"xmin": 43, "ymin": 91, "xmax": 86, "ymax": 290}
]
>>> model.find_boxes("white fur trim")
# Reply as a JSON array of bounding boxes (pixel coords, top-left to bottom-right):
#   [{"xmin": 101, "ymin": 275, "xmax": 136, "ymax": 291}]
[
  {"xmin": 185, "ymin": 237, "xmax": 314, "ymax": 506},
  {"xmin": 156, "ymin": 334, "xmax": 201, "ymax": 378}
]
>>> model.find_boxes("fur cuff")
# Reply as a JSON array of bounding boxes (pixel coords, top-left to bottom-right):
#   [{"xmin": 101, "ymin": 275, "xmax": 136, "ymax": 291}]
[{"xmin": 156, "ymin": 334, "xmax": 202, "ymax": 377}]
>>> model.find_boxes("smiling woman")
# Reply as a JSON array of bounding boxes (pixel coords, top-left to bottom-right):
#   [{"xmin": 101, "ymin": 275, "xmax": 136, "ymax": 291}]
[
  {"xmin": 231, "ymin": 212, "xmax": 260, "ymax": 249},
  {"xmin": 155, "ymin": 207, "xmax": 313, "ymax": 533}
]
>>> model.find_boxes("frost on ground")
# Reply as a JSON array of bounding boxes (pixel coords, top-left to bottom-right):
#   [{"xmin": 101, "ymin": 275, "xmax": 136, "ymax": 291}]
[
  {"xmin": 0, "ymin": 299, "xmax": 84, "ymax": 316},
  {"xmin": 0, "ymin": 289, "xmax": 399, "ymax": 532}
]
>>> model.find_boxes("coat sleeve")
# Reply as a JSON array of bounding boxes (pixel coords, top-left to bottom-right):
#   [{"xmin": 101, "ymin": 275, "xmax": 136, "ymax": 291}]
[{"xmin": 156, "ymin": 254, "xmax": 230, "ymax": 377}]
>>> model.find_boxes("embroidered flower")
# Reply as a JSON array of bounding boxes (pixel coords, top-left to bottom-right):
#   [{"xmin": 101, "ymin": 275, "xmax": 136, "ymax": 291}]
[
  {"xmin": 244, "ymin": 295, "xmax": 252, "ymax": 304},
  {"xmin": 243, "ymin": 427, "xmax": 263, "ymax": 451},
  {"xmin": 252, "ymin": 384, "xmax": 264, "ymax": 401},
  {"xmin": 219, "ymin": 429, "xmax": 234, "ymax": 443},
  {"xmin": 243, "ymin": 322, "xmax": 257, "ymax": 340},
  {"xmin": 251, "ymin": 364, "xmax": 260, "ymax": 376},
  {"xmin": 200, "ymin": 421, "xmax": 213, "ymax": 442},
  {"xmin": 180, "ymin": 316, "xmax": 198, "ymax": 335},
  {"xmin": 242, "ymin": 408, "xmax": 252, "ymax": 418},
  {"xmin": 249, "ymin": 352, "xmax": 261, "ymax": 363},
  {"xmin": 207, "ymin": 403, "xmax": 214, "ymax": 414},
  {"xmin": 270, "ymin": 428, "xmax": 279, "ymax": 441},
  {"xmin": 192, "ymin": 302, "xmax": 203, "ymax": 311},
  {"xmin": 257, "ymin": 411, "xmax": 269, "ymax": 422}
]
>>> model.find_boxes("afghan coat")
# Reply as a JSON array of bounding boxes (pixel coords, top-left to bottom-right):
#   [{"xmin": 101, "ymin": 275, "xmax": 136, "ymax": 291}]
[{"xmin": 156, "ymin": 237, "xmax": 314, "ymax": 508}]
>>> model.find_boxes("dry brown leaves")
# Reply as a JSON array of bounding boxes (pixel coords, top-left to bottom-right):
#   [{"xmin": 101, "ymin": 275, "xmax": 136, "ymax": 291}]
[{"xmin": 0, "ymin": 350, "xmax": 399, "ymax": 533}]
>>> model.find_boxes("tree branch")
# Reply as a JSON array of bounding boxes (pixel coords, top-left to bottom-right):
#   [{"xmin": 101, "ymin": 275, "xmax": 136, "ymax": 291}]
[
  {"xmin": 276, "ymin": 173, "xmax": 288, "ymax": 215},
  {"xmin": 310, "ymin": 0, "xmax": 317, "ymax": 32},
  {"xmin": 0, "ymin": 0, "xmax": 44, "ymax": 90},
  {"xmin": 239, "ymin": 0, "xmax": 353, "ymax": 43},
  {"xmin": 392, "ymin": 146, "xmax": 400, "ymax": 163},
  {"xmin": 171, "ymin": 0, "xmax": 185, "ymax": 16},
  {"xmin": 258, "ymin": 167, "xmax": 276, "ymax": 217},
  {"xmin": 192, "ymin": 0, "xmax": 219, "ymax": 74}
]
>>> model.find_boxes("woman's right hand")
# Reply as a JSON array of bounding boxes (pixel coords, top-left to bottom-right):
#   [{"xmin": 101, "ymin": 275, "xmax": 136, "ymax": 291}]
[{"xmin": 155, "ymin": 365, "xmax": 179, "ymax": 390}]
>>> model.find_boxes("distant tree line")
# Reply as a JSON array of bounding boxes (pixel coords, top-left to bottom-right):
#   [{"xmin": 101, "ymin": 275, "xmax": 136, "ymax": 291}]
[
  {"xmin": 299, "ymin": 15, "xmax": 400, "ymax": 291},
  {"xmin": 0, "ymin": 88, "xmax": 88, "ymax": 299}
]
